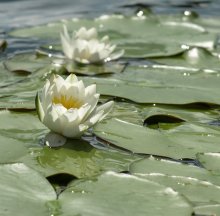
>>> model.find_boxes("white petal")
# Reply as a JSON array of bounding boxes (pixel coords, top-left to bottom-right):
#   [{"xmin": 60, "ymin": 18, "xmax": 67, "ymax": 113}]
[
  {"xmin": 35, "ymin": 92, "xmax": 45, "ymax": 122},
  {"xmin": 109, "ymin": 49, "xmax": 124, "ymax": 61},
  {"xmin": 65, "ymin": 74, "xmax": 78, "ymax": 84},
  {"xmin": 60, "ymin": 110, "xmax": 82, "ymax": 138},
  {"xmin": 43, "ymin": 105, "xmax": 62, "ymax": 133},
  {"xmin": 89, "ymin": 101, "xmax": 114, "ymax": 122},
  {"xmin": 85, "ymin": 84, "xmax": 96, "ymax": 99},
  {"xmin": 82, "ymin": 110, "xmax": 104, "ymax": 129}
]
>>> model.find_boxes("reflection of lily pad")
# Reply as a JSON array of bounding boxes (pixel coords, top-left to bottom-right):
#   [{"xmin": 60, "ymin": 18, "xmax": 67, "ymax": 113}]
[
  {"xmin": 10, "ymin": 15, "xmax": 217, "ymax": 58},
  {"xmin": 59, "ymin": 172, "xmax": 193, "ymax": 216}
]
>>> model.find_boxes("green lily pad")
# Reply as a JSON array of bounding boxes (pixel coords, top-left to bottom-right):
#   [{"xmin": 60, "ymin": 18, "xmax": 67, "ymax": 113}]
[
  {"xmin": 137, "ymin": 173, "xmax": 220, "ymax": 205},
  {"xmin": 3, "ymin": 53, "xmax": 50, "ymax": 74},
  {"xmin": 0, "ymin": 134, "xmax": 27, "ymax": 163},
  {"xmin": 129, "ymin": 157, "xmax": 220, "ymax": 186},
  {"xmin": 0, "ymin": 111, "xmax": 47, "ymax": 162},
  {"xmin": 21, "ymin": 138, "xmax": 139, "ymax": 178},
  {"xmin": 197, "ymin": 153, "xmax": 220, "ymax": 175},
  {"xmin": 140, "ymin": 104, "xmax": 219, "ymax": 124},
  {"xmin": 194, "ymin": 204, "xmax": 220, "ymax": 216},
  {"xmin": 59, "ymin": 171, "xmax": 193, "ymax": 216},
  {"xmin": 10, "ymin": 15, "xmax": 217, "ymax": 58},
  {"xmin": 82, "ymin": 65, "xmax": 220, "ymax": 105},
  {"xmin": 94, "ymin": 118, "xmax": 220, "ymax": 159},
  {"xmin": 0, "ymin": 163, "xmax": 57, "ymax": 216},
  {"xmin": 152, "ymin": 47, "xmax": 220, "ymax": 72}
]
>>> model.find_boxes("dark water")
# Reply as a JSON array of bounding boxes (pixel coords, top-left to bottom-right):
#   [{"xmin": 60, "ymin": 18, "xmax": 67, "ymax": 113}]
[{"xmin": 0, "ymin": 0, "xmax": 219, "ymax": 55}]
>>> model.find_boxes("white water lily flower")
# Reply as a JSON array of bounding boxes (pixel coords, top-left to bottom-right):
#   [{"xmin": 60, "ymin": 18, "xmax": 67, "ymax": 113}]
[
  {"xmin": 60, "ymin": 25, "xmax": 124, "ymax": 64},
  {"xmin": 36, "ymin": 74, "xmax": 114, "ymax": 138}
]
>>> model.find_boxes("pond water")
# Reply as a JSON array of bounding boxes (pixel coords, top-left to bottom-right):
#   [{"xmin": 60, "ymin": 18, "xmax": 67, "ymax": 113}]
[{"xmin": 1, "ymin": 0, "xmax": 220, "ymax": 216}]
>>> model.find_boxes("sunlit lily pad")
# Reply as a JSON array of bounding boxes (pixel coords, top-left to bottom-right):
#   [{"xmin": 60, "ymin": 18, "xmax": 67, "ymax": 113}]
[
  {"xmin": 3, "ymin": 53, "xmax": 50, "ymax": 74},
  {"xmin": 94, "ymin": 118, "xmax": 220, "ymax": 159},
  {"xmin": 0, "ymin": 163, "xmax": 57, "ymax": 216},
  {"xmin": 129, "ymin": 157, "xmax": 220, "ymax": 186},
  {"xmin": 197, "ymin": 153, "xmax": 220, "ymax": 175},
  {"xmin": 152, "ymin": 47, "xmax": 220, "ymax": 72},
  {"xmin": 82, "ymin": 65, "xmax": 220, "ymax": 105},
  {"xmin": 10, "ymin": 15, "xmax": 217, "ymax": 58},
  {"xmin": 59, "ymin": 171, "xmax": 193, "ymax": 216},
  {"xmin": 137, "ymin": 173, "xmax": 220, "ymax": 205},
  {"xmin": 194, "ymin": 204, "xmax": 220, "ymax": 216}
]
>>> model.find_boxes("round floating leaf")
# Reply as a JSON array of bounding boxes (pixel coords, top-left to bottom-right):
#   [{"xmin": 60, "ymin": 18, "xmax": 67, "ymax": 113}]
[
  {"xmin": 10, "ymin": 15, "xmax": 217, "ymax": 58},
  {"xmin": 129, "ymin": 157, "xmax": 220, "ymax": 186},
  {"xmin": 0, "ymin": 163, "xmax": 57, "ymax": 216},
  {"xmin": 94, "ymin": 118, "xmax": 220, "ymax": 159},
  {"xmin": 21, "ymin": 138, "xmax": 139, "ymax": 178},
  {"xmin": 197, "ymin": 153, "xmax": 220, "ymax": 175},
  {"xmin": 59, "ymin": 172, "xmax": 193, "ymax": 216},
  {"xmin": 3, "ymin": 53, "xmax": 50, "ymax": 74},
  {"xmin": 137, "ymin": 173, "xmax": 220, "ymax": 205}
]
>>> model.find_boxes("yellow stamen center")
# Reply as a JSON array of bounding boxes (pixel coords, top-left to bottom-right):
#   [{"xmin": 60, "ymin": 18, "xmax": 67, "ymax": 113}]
[{"xmin": 53, "ymin": 95, "xmax": 82, "ymax": 109}]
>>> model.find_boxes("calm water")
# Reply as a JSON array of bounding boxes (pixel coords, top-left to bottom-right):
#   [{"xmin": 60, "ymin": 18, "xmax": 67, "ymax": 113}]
[{"xmin": 0, "ymin": 0, "xmax": 219, "ymax": 54}]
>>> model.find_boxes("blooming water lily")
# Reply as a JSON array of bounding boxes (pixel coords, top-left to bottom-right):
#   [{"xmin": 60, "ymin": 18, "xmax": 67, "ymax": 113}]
[
  {"xmin": 36, "ymin": 74, "xmax": 114, "ymax": 139},
  {"xmin": 60, "ymin": 25, "xmax": 124, "ymax": 64}
]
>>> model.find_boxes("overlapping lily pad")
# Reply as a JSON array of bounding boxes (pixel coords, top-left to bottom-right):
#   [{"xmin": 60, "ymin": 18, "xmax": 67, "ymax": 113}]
[
  {"xmin": 9, "ymin": 15, "xmax": 217, "ymax": 58},
  {"xmin": 59, "ymin": 171, "xmax": 193, "ymax": 216},
  {"xmin": 197, "ymin": 153, "xmax": 220, "ymax": 174},
  {"xmin": 129, "ymin": 157, "xmax": 220, "ymax": 186},
  {"xmin": 82, "ymin": 65, "xmax": 220, "ymax": 105},
  {"xmin": 137, "ymin": 173, "xmax": 220, "ymax": 205},
  {"xmin": 21, "ymin": 139, "xmax": 140, "ymax": 178},
  {"xmin": 94, "ymin": 118, "xmax": 220, "ymax": 159}
]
